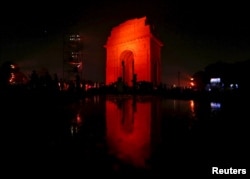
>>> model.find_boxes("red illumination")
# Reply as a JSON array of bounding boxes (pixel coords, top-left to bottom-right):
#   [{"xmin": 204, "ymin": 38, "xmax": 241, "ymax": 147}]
[
  {"xmin": 70, "ymin": 113, "xmax": 83, "ymax": 136},
  {"xmin": 106, "ymin": 98, "xmax": 152, "ymax": 168},
  {"xmin": 105, "ymin": 16, "xmax": 163, "ymax": 86},
  {"xmin": 9, "ymin": 71, "xmax": 28, "ymax": 85},
  {"xmin": 76, "ymin": 114, "xmax": 81, "ymax": 124}
]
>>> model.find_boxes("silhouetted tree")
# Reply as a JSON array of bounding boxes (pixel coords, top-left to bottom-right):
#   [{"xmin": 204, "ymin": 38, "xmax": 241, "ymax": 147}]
[
  {"xmin": 192, "ymin": 71, "xmax": 208, "ymax": 91},
  {"xmin": 52, "ymin": 73, "xmax": 59, "ymax": 91},
  {"xmin": 29, "ymin": 70, "xmax": 39, "ymax": 89}
]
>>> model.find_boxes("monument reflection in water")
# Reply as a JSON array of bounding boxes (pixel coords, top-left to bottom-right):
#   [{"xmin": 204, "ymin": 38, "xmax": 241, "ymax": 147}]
[{"xmin": 105, "ymin": 96, "xmax": 161, "ymax": 168}]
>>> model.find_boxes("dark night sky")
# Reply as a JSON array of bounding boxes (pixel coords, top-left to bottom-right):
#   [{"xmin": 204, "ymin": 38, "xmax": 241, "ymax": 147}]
[{"xmin": 1, "ymin": 0, "xmax": 249, "ymax": 85}]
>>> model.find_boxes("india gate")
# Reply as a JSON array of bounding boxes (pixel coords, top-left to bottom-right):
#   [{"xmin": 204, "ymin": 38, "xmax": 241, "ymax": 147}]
[{"xmin": 104, "ymin": 16, "xmax": 163, "ymax": 86}]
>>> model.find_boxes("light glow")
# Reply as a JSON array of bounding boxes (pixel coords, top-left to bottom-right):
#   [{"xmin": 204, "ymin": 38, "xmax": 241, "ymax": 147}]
[{"xmin": 210, "ymin": 78, "xmax": 221, "ymax": 83}]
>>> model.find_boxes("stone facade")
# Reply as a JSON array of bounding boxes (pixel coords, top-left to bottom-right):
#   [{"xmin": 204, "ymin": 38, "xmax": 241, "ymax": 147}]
[{"xmin": 105, "ymin": 16, "xmax": 163, "ymax": 86}]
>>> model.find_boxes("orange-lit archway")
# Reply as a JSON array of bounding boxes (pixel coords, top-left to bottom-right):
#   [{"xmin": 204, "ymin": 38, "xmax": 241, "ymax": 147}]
[{"xmin": 105, "ymin": 16, "xmax": 163, "ymax": 86}]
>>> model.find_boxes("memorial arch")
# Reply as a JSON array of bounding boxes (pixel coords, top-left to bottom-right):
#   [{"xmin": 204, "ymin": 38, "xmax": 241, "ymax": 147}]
[{"xmin": 104, "ymin": 16, "xmax": 163, "ymax": 86}]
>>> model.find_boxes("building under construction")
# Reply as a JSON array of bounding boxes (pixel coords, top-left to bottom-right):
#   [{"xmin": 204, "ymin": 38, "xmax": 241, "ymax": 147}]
[{"xmin": 63, "ymin": 33, "xmax": 84, "ymax": 81}]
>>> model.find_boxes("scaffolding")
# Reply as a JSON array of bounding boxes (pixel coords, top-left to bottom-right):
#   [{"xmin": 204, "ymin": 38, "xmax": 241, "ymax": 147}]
[{"xmin": 63, "ymin": 33, "xmax": 83, "ymax": 82}]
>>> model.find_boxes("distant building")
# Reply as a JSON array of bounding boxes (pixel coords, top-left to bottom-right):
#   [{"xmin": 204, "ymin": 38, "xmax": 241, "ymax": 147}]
[{"xmin": 205, "ymin": 77, "xmax": 224, "ymax": 91}]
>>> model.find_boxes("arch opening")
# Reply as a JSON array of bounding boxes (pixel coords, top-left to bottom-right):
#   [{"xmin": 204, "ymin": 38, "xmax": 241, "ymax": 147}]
[{"xmin": 120, "ymin": 50, "xmax": 134, "ymax": 87}]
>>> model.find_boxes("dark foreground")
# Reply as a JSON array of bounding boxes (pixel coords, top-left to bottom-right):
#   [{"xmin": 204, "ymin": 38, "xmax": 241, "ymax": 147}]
[{"xmin": 1, "ymin": 90, "xmax": 249, "ymax": 177}]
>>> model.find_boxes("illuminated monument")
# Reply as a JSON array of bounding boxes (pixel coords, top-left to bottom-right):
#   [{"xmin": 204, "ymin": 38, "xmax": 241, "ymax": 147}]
[{"xmin": 105, "ymin": 16, "xmax": 163, "ymax": 86}]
